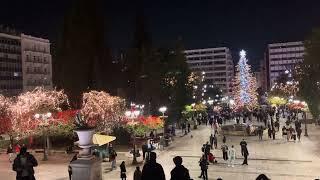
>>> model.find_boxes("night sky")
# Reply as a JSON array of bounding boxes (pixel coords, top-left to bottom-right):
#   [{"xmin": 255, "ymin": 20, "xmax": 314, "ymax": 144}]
[{"xmin": 1, "ymin": 0, "xmax": 320, "ymax": 69}]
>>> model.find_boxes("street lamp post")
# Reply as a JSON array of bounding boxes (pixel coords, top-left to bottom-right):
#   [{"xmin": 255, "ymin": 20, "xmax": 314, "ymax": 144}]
[
  {"xmin": 34, "ymin": 112, "xmax": 52, "ymax": 161},
  {"xmin": 159, "ymin": 106, "xmax": 167, "ymax": 134},
  {"xmin": 125, "ymin": 109, "xmax": 140, "ymax": 164},
  {"xmin": 304, "ymin": 111, "xmax": 308, "ymax": 136}
]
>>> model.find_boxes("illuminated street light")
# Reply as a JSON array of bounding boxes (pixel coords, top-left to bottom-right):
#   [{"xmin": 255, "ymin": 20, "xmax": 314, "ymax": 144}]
[
  {"xmin": 34, "ymin": 112, "xmax": 52, "ymax": 161},
  {"xmin": 159, "ymin": 106, "xmax": 167, "ymax": 117}
]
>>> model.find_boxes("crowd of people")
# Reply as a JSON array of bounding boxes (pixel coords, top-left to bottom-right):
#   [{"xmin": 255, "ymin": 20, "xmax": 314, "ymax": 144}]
[{"xmin": 8, "ymin": 104, "xmax": 309, "ymax": 180}]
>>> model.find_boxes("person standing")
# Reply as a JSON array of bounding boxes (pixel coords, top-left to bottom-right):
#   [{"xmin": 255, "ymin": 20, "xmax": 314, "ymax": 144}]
[
  {"xmin": 222, "ymin": 135, "xmax": 226, "ymax": 144},
  {"xmin": 282, "ymin": 126, "xmax": 287, "ymax": 140},
  {"xmin": 213, "ymin": 135, "xmax": 218, "ymax": 149},
  {"xmin": 142, "ymin": 143, "xmax": 148, "ymax": 160},
  {"xmin": 7, "ymin": 144, "xmax": 14, "ymax": 163},
  {"xmin": 267, "ymin": 127, "xmax": 272, "ymax": 139},
  {"xmin": 134, "ymin": 166, "xmax": 142, "ymax": 180},
  {"xmin": 258, "ymin": 126, "xmax": 263, "ymax": 141},
  {"xmin": 198, "ymin": 155, "xmax": 208, "ymax": 180},
  {"xmin": 120, "ymin": 161, "xmax": 126, "ymax": 180},
  {"xmin": 242, "ymin": 146, "xmax": 249, "ymax": 165},
  {"xmin": 170, "ymin": 156, "xmax": 190, "ymax": 180},
  {"xmin": 221, "ymin": 144, "xmax": 228, "ymax": 161},
  {"xmin": 240, "ymin": 139, "xmax": 247, "ymax": 156},
  {"xmin": 209, "ymin": 134, "xmax": 214, "ymax": 149},
  {"xmin": 141, "ymin": 152, "xmax": 165, "ymax": 180},
  {"xmin": 110, "ymin": 149, "xmax": 117, "ymax": 170},
  {"xmin": 297, "ymin": 128, "xmax": 302, "ymax": 141},
  {"xmin": 187, "ymin": 123, "xmax": 191, "ymax": 133},
  {"xmin": 12, "ymin": 147, "xmax": 38, "ymax": 180},
  {"xmin": 228, "ymin": 145, "xmax": 236, "ymax": 167}
]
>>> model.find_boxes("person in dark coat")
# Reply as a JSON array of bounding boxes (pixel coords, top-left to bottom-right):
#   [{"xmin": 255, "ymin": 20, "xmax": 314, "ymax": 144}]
[
  {"xmin": 120, "ymin": 161, "xmax": 126, "ymax": 180},
  {"xmin": 68, "ymin": 153, "xmax": 78, "ymax": 180},
  {"xmin": 142, "ymin": 144, "xmax": 148, "ymax": 160},
  {"xmin": 222, "ymin": 135, "xmax": 226, "ymax": 144},
  {"xmin": 239, "ymin": 139, "xmax": 247, "ymax": 156},
  {"xmin": 198, "ymin": 155, "xmax": 208, "ymax": 180},
  {"xmin": 213, "ymin": 135, "xmax": 218, "ymax": 149},
  {"xmin": 209, "ymin": 134, "xmax": 214, "ymax": 149},
  {"xmin": 267, "ymin": 127, "xmax": 272, "ymax": 139},
  {"xmin": 242, "ymin": 146, "xmax": 249, "ymax": 165},
  {"xmin": 134, "ymin": 166, "xmax": 142, "ymax": 180},
  {"xmin": 256, "ymin": 174, "xmax": 270, "ymax": 180},
  {"xmin": 187, "ymin": 123, "xmax": 191, "ymax": 133},
  {"xmin": 141, "ymin": 152, "xmax": 165, "ymax": 180},
  {"xmin": 12, "ymin": 147, "xmax": 38, "ymax": 180},
  {"xmin": 170, "ymin": 156, "xmax": 190, "ymax": 180},
  {"xmin": 297, "ymin": 128, "xmax": 302, "ymax": 141}
]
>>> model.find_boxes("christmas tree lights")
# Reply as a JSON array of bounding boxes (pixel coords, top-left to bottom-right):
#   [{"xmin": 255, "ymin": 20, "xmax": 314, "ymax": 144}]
[{"xmin": 232, "ymin": 50, "xmax": 258, "ymax": 110}]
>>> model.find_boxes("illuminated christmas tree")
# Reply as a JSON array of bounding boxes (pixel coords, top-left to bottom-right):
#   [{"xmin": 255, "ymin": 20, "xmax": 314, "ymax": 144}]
[{"xmin": 232, "ymin": 50, "xmax": 258, "ymax": 109}]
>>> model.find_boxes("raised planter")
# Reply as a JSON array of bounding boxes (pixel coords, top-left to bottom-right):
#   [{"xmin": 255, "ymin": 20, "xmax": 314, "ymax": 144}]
[{"xmin": 75, "ymin": 128, "xmax": 95, "ymax": 158}]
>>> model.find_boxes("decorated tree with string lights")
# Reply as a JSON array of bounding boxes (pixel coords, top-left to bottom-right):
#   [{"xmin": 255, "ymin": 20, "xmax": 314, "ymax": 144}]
[
  {"xmin": 79, "ymin": 90, "xmax": 125, "ymax": 133},
  {"xmin": 0, "ymin": 95, "xmax": 12, "ymax": 134},
  {"xmin": 232, "ymin": 50, "xmax": 258, "ymax": 110},
  {"xmin": 9, "ymin": 87, "xmax": 69, "ymax": 136}
]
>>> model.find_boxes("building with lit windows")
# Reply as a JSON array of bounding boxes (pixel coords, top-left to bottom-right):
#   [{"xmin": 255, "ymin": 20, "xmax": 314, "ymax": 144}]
[
  {"xmin": 266, "ymin": 41, "xmax": 304, "ymax": 89},
  {"xmin": 184, "ymin": 47, "xmax": 234, "ymax": 95},
  {"xmin": 0, "ymin": 28, "xmax": 52, "ymax": 96}
]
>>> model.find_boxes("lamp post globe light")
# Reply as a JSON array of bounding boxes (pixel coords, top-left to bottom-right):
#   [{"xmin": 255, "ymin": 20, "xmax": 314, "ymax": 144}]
[
  {"xmin": 159, "ymin": 106, "xmax": 167, "ymax": 117},
  {"xmin": 34, "ymin": 112, "xmax": 52, "ymax": 161},
  {"xmin": 124, "ymin": 108, "xmax": 141, "ymax": 164}
]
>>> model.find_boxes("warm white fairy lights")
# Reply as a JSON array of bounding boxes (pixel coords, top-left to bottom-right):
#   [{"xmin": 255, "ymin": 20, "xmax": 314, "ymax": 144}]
[{"xmin": 80, "ymin": 90, "xmax": 125, "ymax": 133}]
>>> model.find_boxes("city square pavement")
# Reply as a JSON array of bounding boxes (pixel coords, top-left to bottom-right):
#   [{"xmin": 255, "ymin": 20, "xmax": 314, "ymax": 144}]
[{"xmin": 1, "ymin": 118, "xmax": 320, "ymax": 180}]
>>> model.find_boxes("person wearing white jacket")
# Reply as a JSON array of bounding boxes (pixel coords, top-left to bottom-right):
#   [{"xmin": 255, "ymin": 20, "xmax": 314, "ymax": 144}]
[{"xmin": 228, "ymin": 145, "xmax": 236, "ymax": 167}]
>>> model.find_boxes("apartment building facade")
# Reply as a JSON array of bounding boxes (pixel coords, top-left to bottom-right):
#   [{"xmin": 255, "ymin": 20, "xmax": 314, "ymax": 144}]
[
  {"xmin": 266, "ymin": 41, "xmax": 304, "ymax": 88},
  {"xmin": 184, "ymin": 47, "xmax": 234, "ymax": 94},
  {"xmin": 0, "ymin": 29, "xmax": 52, "ymax": 96}
]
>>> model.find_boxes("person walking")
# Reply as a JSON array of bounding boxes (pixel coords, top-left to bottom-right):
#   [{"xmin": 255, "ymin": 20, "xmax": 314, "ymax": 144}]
[
  {"xmin": 7, "ymin": 144, "xmax": 14, "ymax": 163},
  {"xmin": 297, "ymin": 128, "xmax": 302, "ymax": 141},
  {"xmin": 187, "ymin": 123, "xmax": 191, "ymax": 133},
  {"xmin": 12, "ymin": 147, "xmax": 38, "ymax": 180},
  {"xmin": 213, "ymin": 135, "xmax": 218, "ymax": 149},
  {"xmin": 242, "ymin": 146, "xmax": 249, "ymax": 165},
  {"xmin": 228, "ymin": 145, "xmax": 236, "ymax": 167},
  {"xmin": 198, "ymin": 155, "xmax": 208, "ymax": 180},
  {"xmin": 170, "ymin": 156, "xmax": 190, "ymax": 180},
  {"xmin": 120, "ymin": 161, "xmax": 126, "ymax": 180},
  {"xmin": 110, "ymin": 149, "xmax": 117, "ymax": 170},
  {"xmin": 240, "ymin": 139, "xmax": 247, "ymax": 156},
  {"xmin": 68, "ymin": 153, "xmax": 77, "ymax": 180},
  {"xmin": 209, "ymin": 134, "xmax": 214, "ymax": 149},
  {"xmin": 221, "ymin": 144, "xmax": 228, "ymax": 161},
  {"xmin": 141, "ymin": 152, "xmax": 165, "ymax": 180},
  {"xmin": 134, "ymin": 166, "xmax": 142, "ymax": 180}
]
